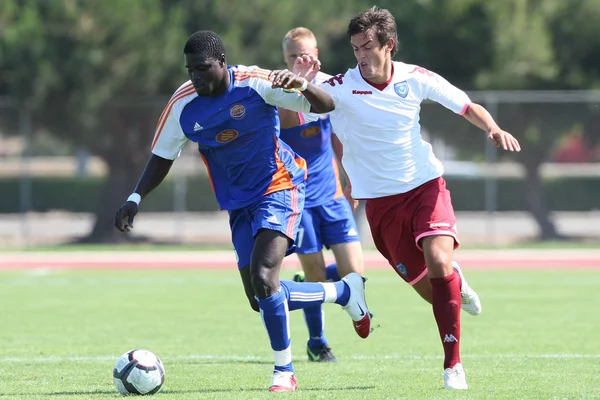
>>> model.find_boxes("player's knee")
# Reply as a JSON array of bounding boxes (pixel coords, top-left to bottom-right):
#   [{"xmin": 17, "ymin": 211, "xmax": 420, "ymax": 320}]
[{"xmin": 250, "ymin": 267, "xmax": 278, "ymax": 298}]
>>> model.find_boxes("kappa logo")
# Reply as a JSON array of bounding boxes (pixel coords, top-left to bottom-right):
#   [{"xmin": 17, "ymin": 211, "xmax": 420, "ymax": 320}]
[
  {"xmin": 443, "ymin": 334, "xmax": 458, "ymax": 343},
  {"xmin": 229, "ymin": 104, "xmax": 246, "ymax": 120},
  {"xmin": 394, "ymin": 81, "xmax": 409, "ymax": 98},
  {"xmin": 193, "ymin": 122, "xmax": 203, "ymax": 132},
  {"xmin": 352, "ymin": 90, "xmax": 372, "ymax": 95},
  {"xmin": 301, "ymin": 126, "xmax": 321, "ymax": 138},
  {"xmin": 215, "ymin": 129, "xmax": 239, "ymax": 143}
]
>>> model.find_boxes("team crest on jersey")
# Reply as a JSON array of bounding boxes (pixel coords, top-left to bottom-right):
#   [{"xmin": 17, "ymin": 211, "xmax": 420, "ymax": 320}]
[
  {"xmin": 229, "ymin": 104, "xmax": 246, "ymax": 120},
  {"xmin": 301, "ymin": 126, "xmax": 321, "ymax": 138},
  {"xmin": 394, "ymin": 81, "xmax": 409, "ymax": 98},
  {"xmin": 215, "ymin": 129, "xmax": 239, "ymax": 143}
]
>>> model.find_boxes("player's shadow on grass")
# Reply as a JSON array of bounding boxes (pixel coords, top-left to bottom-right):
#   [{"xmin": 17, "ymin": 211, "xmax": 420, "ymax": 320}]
[
  {"xmin": 197, "ymin": 385, "xmax": 376, "ymax": 394},
  {"xmin": 176, "ymin": 359, "xmax": 273, "ymax": 365},
  {"xmin": 0, "ymin": 389, "xmax": 203, "ymax": 397}
]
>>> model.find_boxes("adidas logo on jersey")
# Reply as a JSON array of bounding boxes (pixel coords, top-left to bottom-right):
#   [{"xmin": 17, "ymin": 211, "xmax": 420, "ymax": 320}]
[
  {"xmin": 193, "ymin": 122, "xmax": 203, "ymax": 132},
  {"xmin": 443, "ymin": 334, "xmax": 458, "ymax": 343}
]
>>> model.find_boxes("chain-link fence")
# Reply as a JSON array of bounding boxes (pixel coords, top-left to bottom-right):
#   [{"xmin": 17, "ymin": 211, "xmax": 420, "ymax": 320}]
[{"xmin": 1, "ymin": 91, "xmax": 599, "ymax": 247}]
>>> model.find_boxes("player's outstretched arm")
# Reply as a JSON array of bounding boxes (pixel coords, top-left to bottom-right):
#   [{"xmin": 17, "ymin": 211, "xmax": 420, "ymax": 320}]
[
  {"xmin": 114, "ymin": 154, "xmax": 174, "ymax": 232},
  {"xmin": 462, "ymin": 103, "xmax": 522, "ymax": 152}
]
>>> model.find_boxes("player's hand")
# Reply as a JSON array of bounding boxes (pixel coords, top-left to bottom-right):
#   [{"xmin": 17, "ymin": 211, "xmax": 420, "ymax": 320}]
[
  {"xmin": 344, "ymin": 184, "xmax": 359, "ymax": 211},
  {"xmin": 114, "ymin": 201, "xmax": 138, "ymax": 232},
  {"xmin": 292, "ymin": 55, "xmax": 321, "ymax": 83},
  {"xmin": 487, "ymin": 128, "xmax": 521, "ymax": 152},
  {"xmin": 269, "ymin": 69, "xmax": 308, "ymax": 91}
]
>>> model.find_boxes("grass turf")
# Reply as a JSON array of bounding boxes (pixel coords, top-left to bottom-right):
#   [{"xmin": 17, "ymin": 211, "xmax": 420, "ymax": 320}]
[{"xmin": 0, "ymin": 268, "xmax": 598, "ymax": 399}]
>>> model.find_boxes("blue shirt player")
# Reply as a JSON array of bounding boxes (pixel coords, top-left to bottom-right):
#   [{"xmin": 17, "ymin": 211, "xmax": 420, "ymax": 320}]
[
  {"xmin": 114, "ymin": 31, "xmax": 372, "ymax": 392},
  {"xmin": 279, "ymin": 27, "xmax": 365, "ymax": 364}
]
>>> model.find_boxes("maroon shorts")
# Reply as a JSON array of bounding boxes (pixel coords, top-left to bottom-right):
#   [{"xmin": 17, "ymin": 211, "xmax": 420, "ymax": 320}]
[{"xmin": 365, "ymin": 177, "xmax": 459, "ymax": 285}]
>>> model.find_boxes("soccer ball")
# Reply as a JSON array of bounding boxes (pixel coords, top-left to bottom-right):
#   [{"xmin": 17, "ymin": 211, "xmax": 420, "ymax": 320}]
[{"xmin": 113, "ymin": 349, "xmax": 165, "ymax": 396}]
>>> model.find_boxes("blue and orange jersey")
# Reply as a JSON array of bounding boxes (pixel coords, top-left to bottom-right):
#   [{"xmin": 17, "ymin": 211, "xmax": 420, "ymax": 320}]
[
  {"xmin": 150, "ymin": 65, "xmax": 312, "ymax": 211},
  {"xmin": 279, "ymin": 72, "xmax": 343, "ymax": 208}
]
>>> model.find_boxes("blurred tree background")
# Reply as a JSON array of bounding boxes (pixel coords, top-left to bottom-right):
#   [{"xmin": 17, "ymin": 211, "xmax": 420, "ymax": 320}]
[{"xmin": 1, "ymin": 0, "xmax": 599, "ymax": 242}]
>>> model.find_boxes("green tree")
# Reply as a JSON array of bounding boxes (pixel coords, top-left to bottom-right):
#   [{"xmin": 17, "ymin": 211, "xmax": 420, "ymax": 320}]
[
  {"xmin": 1, "ymin": 0, "xmax": 189, "ymax": 242},
  {"xmin": 405, "ymin": 0, "xmax": 600, "ymax": 240}
]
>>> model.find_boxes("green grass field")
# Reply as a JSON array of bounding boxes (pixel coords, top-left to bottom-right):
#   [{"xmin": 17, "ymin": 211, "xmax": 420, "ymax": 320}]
[{"xmin": 0, "ymin": 268, "xmax": 598, "ymax": 399}]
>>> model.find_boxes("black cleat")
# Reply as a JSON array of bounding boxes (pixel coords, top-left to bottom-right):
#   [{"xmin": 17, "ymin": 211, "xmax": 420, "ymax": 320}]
[{"xmin": 307, "ymin": 343, "xmax": 338, "ymax": 363}]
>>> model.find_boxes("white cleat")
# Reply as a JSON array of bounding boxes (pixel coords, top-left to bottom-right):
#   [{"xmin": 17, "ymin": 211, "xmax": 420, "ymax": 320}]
[
  {"xmin": 268, "ymin": 370, "xmax": 298, "ymax": 392},
  {"xmin": 341, "ymin": 272, "xmax": 373, "ymax": 338},
  {"xmin": 444, "ymin": 363, "xmax": 468, "ymax": 389},
  {"xmin": 452, "ymin": 261, "xmax": 482, "ymax": 316}
]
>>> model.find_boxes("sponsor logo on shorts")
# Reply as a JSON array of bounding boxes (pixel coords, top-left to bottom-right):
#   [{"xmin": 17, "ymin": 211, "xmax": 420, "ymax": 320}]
[
  {"xmin": 229, "ymin": 104, "xmax": 246, "ymax": 119},
  {"xmin": 215, "ymin": 129, "xmax": 239, "ymax": 143},
  {"xmin": 395, "ymin": 262, "xmax": 408, "ymax": 277}
]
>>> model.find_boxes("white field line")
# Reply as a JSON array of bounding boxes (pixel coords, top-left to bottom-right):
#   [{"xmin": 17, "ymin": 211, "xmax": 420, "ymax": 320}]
[{"xmin": 1, "ymin": 353, "xmax": 598, "ymax": 363}]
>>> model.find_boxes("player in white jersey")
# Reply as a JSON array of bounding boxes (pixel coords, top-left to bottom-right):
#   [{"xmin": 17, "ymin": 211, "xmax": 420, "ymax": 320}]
[{"xmin": 297, "ymin": 7, "xmax": 521, "ymax": 390}]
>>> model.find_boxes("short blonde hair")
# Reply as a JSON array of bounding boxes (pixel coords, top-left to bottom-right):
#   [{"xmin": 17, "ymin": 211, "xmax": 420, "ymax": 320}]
[{"xmin": 282, "ymin": 27, "xmax": 317, "ymax": 50}]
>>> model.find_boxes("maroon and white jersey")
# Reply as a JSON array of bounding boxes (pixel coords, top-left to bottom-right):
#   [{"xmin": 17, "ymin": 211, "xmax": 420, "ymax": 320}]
[{"xmin": 320, "ymin": 61, "xmax": 471, "ymax": 198}]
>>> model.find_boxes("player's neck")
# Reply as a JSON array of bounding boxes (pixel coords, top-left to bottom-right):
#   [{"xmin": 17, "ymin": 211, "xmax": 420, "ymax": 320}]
[
  {"xmin": 363, "ymin": 61, "xmax": 394, "ymax": 90},
  {"xmin": 210, "ymin": 72, "xmax": 231, "ymax": 97},
  {"xmin": 371, "ymin": 61, "xmax": 393, "ymax": 84}
]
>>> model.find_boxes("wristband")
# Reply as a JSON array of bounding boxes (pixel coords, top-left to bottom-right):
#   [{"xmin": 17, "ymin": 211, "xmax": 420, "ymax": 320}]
[
  {"xmin": 127, "ymin": 193, "xmax": 141, "ymax": 205},
  {"xmin": 297, "ymin": 78, "xmax": 308, "ymax": 92}
]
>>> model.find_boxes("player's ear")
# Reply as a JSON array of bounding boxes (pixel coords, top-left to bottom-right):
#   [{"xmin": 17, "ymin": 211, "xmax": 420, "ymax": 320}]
[
  {"xmin": 315, "ymin": 48, "xmax": 319, "ymax": 58},
  {"xmin": 385, "ymin": 39, "xmax": 395, "ymax": 54},
  {"xmin": 219, "ymin": 53, "xmax": 226, "ymax": 66}
]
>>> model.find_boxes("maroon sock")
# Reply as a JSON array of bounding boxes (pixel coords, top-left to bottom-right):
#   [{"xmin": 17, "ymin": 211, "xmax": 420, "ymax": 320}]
[{"xmin": 430, "ymin": 271, "xmax": 462, "ymax": 369}]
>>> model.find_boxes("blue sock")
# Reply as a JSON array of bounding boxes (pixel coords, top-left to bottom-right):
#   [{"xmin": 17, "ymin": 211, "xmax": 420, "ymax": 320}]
[
  {"xmin": 256, "ymin": 290, "xmax": 293, "ymax": 373},
  {"xmin": 325, "ymin": 263, "xmax": 341, "ymax": 281},
  {"xmin": 281, "ymin": 280, "xmax": 350, "ymax": 310},
  {"xmin": 304, "ymin": 305, "xmax": 327, "ymax": 348}
]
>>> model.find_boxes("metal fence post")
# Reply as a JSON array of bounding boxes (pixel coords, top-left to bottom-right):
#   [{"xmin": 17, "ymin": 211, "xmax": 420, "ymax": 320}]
[
  {"xmin": 173, "ymin": 161, "xmax": 187, "ymax": 244},
  {"xmin": 484, "ymin": 94, "xmax": 498, "ymax": 244},
  {"xmin": 19, "ymin": 103, "xmax": 33, "ymax": 247}
]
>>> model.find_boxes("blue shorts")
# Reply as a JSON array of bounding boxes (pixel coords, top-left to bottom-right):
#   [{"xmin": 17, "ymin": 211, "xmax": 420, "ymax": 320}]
[
  {"xmin": 295, "ymin": 196, "xmax": 360, "ymax": 254},
  {"xmin": 229, "ymin": 184, "xmax": 305, "ymax": 269}
]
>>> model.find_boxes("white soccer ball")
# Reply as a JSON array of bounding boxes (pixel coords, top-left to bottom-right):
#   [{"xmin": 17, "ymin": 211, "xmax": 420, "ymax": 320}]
[{"xmin": 113, "ymin": 349, "xmax": 165, "ymax": 396}]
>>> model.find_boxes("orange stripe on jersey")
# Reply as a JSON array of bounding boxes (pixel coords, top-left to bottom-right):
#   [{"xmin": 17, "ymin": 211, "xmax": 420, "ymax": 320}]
[
  {"xmin": 234, "ymin": 67, "xmax": 271, "ymax": 76},
  {"xmin": 234, "ymin": 70, "xmax": 272, "ymax": 82},
  {"xmin": 154, "ymin": 82, "xmax": 193, "ymax": 130},
  {"xmin": 286, "ymin": 186, "xmax": 300, "ymax": 239},
  {"xmin": 264, "ymin": 136, "xmax": 293, "ymax": 196},
  {"xmin": 295, "ymin": 157, "xmax": 307, "ymax": 180},
  {"xmin": 199, "ymin": 153, "xmax": 215, "ymax": 193},
  {"xmin": 332, "ymin": 158, "xmax": 344, "ymax": 199},
  {"xmin": 150, "ymin": 85, "xmax": 196, "ymax": 151}
]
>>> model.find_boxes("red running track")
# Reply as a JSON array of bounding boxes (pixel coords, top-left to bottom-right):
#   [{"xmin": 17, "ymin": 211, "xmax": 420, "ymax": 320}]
[{"xmin": 1, "ymin": 250, "xmax": 600, "ymax": 270}]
